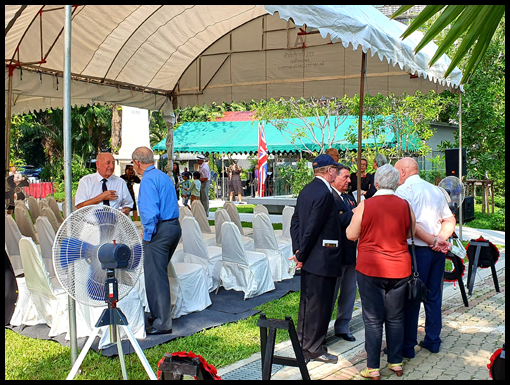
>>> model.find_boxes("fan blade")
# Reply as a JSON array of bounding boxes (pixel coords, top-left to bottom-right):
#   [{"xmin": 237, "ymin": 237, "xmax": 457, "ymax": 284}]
[
  {"xmin": 87, "ymin": 268, "xmax": 106, "ymax": 302},
  {"xmin": 60, "ymin": 237, "xmax": 96, "ymax": 269},
  {"xmin": 131, "ymin": 243, "xmax": 143, "ymax": 270},
  {"xmin": 93, "ymin": 209, "xmax": 118, "ymax": 225}
]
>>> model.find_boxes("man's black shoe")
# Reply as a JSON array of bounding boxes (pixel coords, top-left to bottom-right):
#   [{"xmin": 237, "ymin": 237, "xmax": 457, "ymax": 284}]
[
  {"xmin": 336, "ymin": 332, "xmax": 356, "ymax": 342},
  {"xmin": 146, "ymin": 327, "xmax": 172, "ymax": 335},
  {"xmin": 310, "ymin": 352, "xmax": 338, "ymax": 364}
]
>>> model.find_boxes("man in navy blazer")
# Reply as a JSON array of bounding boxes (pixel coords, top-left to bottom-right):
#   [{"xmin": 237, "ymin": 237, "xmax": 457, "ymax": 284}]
[
  {"xmin": 330, "ymin": 164, "xmax": 358, "ymax": 342},
  {"xmin": 290, "ymin": 154, "xmax": 343, "ymax": 364}
]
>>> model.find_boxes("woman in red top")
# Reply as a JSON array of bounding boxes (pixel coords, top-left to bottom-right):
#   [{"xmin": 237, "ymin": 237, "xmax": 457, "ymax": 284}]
[{"xmin": 347, "ymin": 164, "xmax": 416, "ymax": 380}]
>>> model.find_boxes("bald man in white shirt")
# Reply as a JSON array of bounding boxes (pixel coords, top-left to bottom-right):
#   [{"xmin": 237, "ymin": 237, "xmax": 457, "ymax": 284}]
[
  {"xmin": 75, "ymin": 152, "xmax": 133, "ymax": 215},
  {"xmin": 394, "ymin": 157, "xmax": 455, "ymax": 358}
]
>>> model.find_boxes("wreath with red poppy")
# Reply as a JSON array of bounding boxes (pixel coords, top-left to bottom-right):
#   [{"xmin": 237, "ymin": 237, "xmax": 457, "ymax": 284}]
[
  {"xmin": 465, "ymin": 237, "xmax": 500, "ymax": 268},
  {"xmin": 157, "ymin": 351, "xmax": 221, "ymax": 380},
  {"xmin": 444, "ymin": 251, "xmax": 466, "ymax": 283}
]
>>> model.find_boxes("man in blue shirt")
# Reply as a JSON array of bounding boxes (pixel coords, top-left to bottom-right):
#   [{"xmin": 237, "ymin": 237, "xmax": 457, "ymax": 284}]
[{"xmin": 132, "ymin": 146, "xmax": 181, "ymax": 335}]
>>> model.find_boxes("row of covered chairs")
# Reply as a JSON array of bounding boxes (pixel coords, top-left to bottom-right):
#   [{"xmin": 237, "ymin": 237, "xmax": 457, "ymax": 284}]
[{"xmin": 174, "ymin": 202, "xmax": 295, "ymax": 300}]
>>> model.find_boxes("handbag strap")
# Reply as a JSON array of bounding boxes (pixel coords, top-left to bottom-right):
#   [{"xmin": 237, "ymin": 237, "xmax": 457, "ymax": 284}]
[{"xmin": 405, "ymin": 200, "xmax": 419, "ymax": 277}]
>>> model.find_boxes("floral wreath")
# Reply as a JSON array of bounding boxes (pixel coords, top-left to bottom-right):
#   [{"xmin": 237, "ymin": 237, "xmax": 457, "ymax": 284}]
[
  {"xmin": 157, "ymin": 351, "xmax": 222, "ymax": 380},
  {"xmin": 444, "ymin": 252, "xmax": 466, "ymax": 283},
  {"xmin": 465, "ymin": 237, "xmax": 500, "ymax": 268}
]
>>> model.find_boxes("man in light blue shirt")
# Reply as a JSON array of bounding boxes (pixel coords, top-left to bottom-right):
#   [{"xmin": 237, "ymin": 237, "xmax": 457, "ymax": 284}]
[{"xmin": 132, "ymin": 146, "xmax": 181, "ymax": 335}]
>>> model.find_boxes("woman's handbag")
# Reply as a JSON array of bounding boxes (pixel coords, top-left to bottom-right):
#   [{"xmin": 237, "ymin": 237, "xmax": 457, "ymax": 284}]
[{"xmin": 405, "ymin": 201, "xmax": 429, "ymax": 303}]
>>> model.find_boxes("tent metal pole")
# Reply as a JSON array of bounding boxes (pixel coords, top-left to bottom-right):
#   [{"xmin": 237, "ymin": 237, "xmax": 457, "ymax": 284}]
[
  {"xmin": 5, "ymin": 70, "xmax": 13, "ymax": 177},
  {"xmin": 458, "ymin": 91, "xmax": 463, "ymax": 241},
  {"xmin": 356, "ymin": 52, "xmax": 367, "ymax": 205},
  {"xmin": 63, "ymin": 4, "xmax": 78, "ymax": 367}
]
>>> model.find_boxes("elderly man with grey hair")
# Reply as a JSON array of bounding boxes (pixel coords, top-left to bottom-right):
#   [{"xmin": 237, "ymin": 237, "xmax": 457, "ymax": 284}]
[
  {"xmin": 365, "ymin": 153, "xmax": 388, "ymax": 199},
  {"xmin": 346, "ymin": 164, "xmax": 416, "ymax": 379},
  {"xmin": 132, "ymin": 146, "xmax": 181, "ymax": 335}
]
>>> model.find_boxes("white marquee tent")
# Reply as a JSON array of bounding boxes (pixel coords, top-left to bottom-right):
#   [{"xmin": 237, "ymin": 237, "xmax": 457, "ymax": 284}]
[{"xmin": 5, "ymin": 4, "xmax": 465, "ymax": 366}]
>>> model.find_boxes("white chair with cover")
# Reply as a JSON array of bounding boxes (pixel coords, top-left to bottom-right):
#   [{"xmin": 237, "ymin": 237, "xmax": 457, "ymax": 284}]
[
  {"xmin": 253, "ymin": 204, "xmax": 269, "ymax": 216},
  {"xmin": 18, "ymin": 237, "xmax": 146, "ymax": 345},
  {"xmin": 180, "ymin": 216, "xmax": 223, "ymax": 291},
  {"xmin": 27, "ymin": 196, "xmax": 41, "ymax": 223},
  {"xmin": 47, "ymin": 196, "xmax": 64, "ymax": 225},
  {"xmin": 35, "ymin": 216, "xmax": 58, "ymax": 281},
  {"xmin": 5, "ymin": 214, "xmax": 24, "ymax": 276},
  {"xmin": 40, "ymin": 205, "xmax": 61, "ymax": 234},
  {"xmin": 168, "ymin": 260, "xmax": 212, "ymax": 319},
  {"xmin": 224, "ymin": 201, "xmax": 253, "ymax": 236},
  {"xmin": 275, "ymin": 205, "xmax": 295, "ymax": 242},
  {"xmin": 191, "ymin": 200, "xmax": 214, "ymax": 233},
  {"xmin": 219, "ymin": 221, "xmax": 275, "ymax": 300},
  {"xmin": 14, "ymin": 206, "xmax": 39, "ymax": 244},
  {"xmin": 252, "ymin": 212, "xmax": 294, "ymax": 282},
  {"xmin": 38, "ymin": 199, "xmax": 50, "ymax": 213},
  {"xmin": 215, "ymin": 209, "xmax": 254, "ymax": 251},
  {"xmin": 178, "ymin": 205, "xmax": 193, "ymax": 225}
]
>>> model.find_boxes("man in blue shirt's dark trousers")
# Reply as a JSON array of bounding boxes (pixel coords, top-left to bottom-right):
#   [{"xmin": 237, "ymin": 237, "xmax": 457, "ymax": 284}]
[{"xmin": 132, "ymin": 146, "xmax": 181, "ymax": 335}]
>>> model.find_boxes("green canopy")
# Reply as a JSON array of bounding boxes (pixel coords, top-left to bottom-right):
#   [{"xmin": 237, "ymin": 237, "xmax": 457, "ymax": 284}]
[{"xmin": 153, "ymin": 116, "xmax": 420, "ymax": 154}]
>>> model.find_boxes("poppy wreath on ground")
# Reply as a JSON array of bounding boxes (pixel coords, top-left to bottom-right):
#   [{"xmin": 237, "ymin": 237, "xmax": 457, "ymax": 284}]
[
  {"xmin": 465, "ymin": 237, "xmax": 500, "ymax": 268},
  {"xmin": 157, "ymin": 351, "xmax": 222, "ymax": 380},
  {"xmin": 444, "ymin": 251, "xmax": 466, "ymax": 282},
  {"xmin": 487, "ymin": 344, "xmax": 505, "ymax": 380}
]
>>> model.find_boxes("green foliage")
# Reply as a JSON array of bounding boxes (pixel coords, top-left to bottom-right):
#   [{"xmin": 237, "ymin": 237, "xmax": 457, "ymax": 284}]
[
  {"xmin": 392, "ymin": 5, "xmax": 505, "ymax": 83},
  {"xmin": 418, "ymin": 155, "xmax": 446, "ymax": 185},
  {"xmin": 346, "ymin": 91, "xmax": 444, "ymax": 159},
  {"xmin": 278, "ymin": 158, "xmax": 314, "ymax": 197}
]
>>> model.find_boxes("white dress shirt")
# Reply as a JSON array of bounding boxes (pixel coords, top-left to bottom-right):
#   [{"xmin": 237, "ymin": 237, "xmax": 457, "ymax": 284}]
[
  {"xmin": 395, "ymin": 174, "xmax": 453, "ymax": 246},
  {"xmin": 75, "ymin": 172, "xmax": 134, "ymax": 210}
]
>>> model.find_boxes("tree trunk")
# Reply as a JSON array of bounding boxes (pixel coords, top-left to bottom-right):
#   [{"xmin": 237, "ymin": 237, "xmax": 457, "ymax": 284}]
[{"xmin": 111, "ymin": 105, "xmax": 122, "ymax": 154}]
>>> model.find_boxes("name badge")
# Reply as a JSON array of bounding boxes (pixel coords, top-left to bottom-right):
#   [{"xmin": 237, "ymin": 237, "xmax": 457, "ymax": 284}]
[{"xmin": 323, "ymin": 239, "xmax": 339, "ymax": 248}]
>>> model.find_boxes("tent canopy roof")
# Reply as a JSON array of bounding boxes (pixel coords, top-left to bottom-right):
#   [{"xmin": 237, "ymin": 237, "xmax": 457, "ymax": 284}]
[
  {"xmin": 153, "ymin": 115, "xmax": 421, "ymax": 155},
  {"xmin": 5, "ymin": 5, "xmax": 463, "ymax": 115}
]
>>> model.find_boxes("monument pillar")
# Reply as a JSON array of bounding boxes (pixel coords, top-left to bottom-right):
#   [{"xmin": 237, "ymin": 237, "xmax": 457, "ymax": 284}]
[{"xmin": 114, "ymin": 106, "xmax": 159, "ymax": 177}]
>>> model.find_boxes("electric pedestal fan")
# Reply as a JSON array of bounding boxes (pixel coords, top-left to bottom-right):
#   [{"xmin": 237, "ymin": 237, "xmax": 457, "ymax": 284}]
[{"xmin": 52, "ymin": 205, "xmax": 156, "ymax": 380}]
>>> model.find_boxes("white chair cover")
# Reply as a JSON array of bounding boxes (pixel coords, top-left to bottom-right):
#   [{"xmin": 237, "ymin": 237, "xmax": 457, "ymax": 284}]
[
  {"xmin": 275, "ymin": 205, "xmax": 295, "ymax": 242},
  {"xmin": 18, "ymin": 237, "xmax": 145, "ymax": 345},
  {"xmin": 40, "ymin": 205, "xmax": 61, "ymax": 234},
  {"xmin": 181, "ymin": 216, "xmax": 223, "ymax": 291},
  {"xmin": 215, "ymin": 209, "xmax": 254, "ymax": 250},
  {"xmin": 5, "ymin": 214, "xmax": 24, "ymax": 276},
  {"xmin": 35, "ymin": 216, "xmax": 57, "ymax": 279},
  {"xmin": 27, "ymin": 196, "xmax": 40, "ymax": 223},
  {"xmin": 9, "ymin": 276, "xmax": 46, "ymax": 327},
  {"xmin": 224, "ymin": 202, "xmax": 245, "ymax": 235},
  {"xmin": 219, "ymin": 222, "xmax": 275, "ymax": 300},
  {"xmin": 191, "ymin": 200, "xmax": 213, "ymax": 233},
  {"xmin": 253, "ymin": 204, "xmax": 269, "ymax": 216},
  {"xmin": 38, "ymin": 199, "xmax": 50, "ymax": 213},
  {"xmin": 168, "ymin": 260, "xmax": 212, "ymax": 319},
  {"xmin": 47, "ymin": 196, "xmax": 64, "ymax": 225},
  {"xmin": 252, "ymin": 212, "xmax": 294, "ymax": 282},
  {"xmin": 178, "ymin": 205, "xmax": 193, "ymax": 225},
  {"xmin": 14, "ymin": 206, "xmax": 39, "ymax": 244}
]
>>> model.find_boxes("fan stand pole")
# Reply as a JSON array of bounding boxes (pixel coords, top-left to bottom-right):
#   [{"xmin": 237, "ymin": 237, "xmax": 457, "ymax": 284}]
[{"xmin": 66, "ymin": 307, "xmax": 157, "ymax": 380}]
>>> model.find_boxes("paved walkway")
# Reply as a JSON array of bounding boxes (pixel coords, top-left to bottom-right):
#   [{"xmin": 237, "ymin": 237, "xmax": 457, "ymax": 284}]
[{"xmin": 218, "ymin": 241, "xmax": 505, "ymax": 381}]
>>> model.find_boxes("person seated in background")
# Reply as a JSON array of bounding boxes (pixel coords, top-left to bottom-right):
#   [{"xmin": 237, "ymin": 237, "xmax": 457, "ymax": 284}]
[
  {"xmin": 75, "ymin": 152, "xmax": 133, "ymax": 215},
  {"xmin": 120, "ymin": 164, "xmax": 141, "ymax": 220}
]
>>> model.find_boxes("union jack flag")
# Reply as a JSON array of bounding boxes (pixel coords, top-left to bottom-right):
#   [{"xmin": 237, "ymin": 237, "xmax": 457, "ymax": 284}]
[{"xmin": 258, "ymin": 122, "xmax": 268, "ymax": 197}]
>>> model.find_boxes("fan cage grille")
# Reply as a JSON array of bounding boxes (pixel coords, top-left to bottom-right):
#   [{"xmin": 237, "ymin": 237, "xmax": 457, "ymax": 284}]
[{"xmin": 53, "ymin": 205, "xmax": 144, "ymax": 307}]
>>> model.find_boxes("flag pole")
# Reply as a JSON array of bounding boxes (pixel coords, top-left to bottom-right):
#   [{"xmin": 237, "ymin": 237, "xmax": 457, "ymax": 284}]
[{"xmin": 356, "ymin": 52, "xmax": 367, "ymax": 205}]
